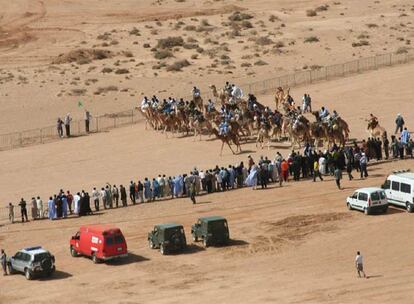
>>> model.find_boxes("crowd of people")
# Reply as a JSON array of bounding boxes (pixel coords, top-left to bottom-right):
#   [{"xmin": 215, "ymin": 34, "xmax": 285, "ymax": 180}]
[
  {"xmin": 6, "ymin": 133, "xmax": 413, "ymax": 225},
  {"xmin": 56, "ymin": 110, "xmax": 92, "ymax": 138}
]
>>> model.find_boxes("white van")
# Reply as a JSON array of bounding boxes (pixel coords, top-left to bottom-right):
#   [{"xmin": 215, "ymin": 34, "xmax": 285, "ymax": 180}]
[
  {"xmin": 382, "ymin": 171, "xmax": 414, "ymax": 212},
  {"xmin": 346, "ymin": 187, "xmax": 388, "ymax": 215}
]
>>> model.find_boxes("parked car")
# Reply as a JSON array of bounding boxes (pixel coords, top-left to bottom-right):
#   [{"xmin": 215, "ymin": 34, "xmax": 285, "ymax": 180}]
[
  {"xmin": 191, "ymin": 216, "xmax": 230, "ymax": 247},
  {"xmin": 148, "ymin": 223, "xmax": 186, "ymax": 255},
  {"xmin": 346, "ymin": 187, "xmax": 388, "ymax": 215},
  {"xmin": 70, "ymin": 225, "xmax": 128, "ymax": 263},
  {"xmin": 7, "ymin": 246, "xmax": 55, "ymax": 280},
  {"xmin": 382, "ymin": 170, "xmax": 414, "ymax": 212}
]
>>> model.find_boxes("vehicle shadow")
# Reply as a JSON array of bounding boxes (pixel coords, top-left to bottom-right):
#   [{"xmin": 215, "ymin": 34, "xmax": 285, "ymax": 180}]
[
  {"xmin": 181, "ymin": 244, "xmax": 206, "ymax": 255},
  {"xmin": 384, "ymin": 207, "xmax": 405, "ymax": 215},
  {"xmin": 227, "ymin": 239, "xmax": 249, "ymax": 247},
  {"xmin": 106, "ymin": 252, "xmax": 149, "ymax": 266},
  {"xmin": 38, "ymin": 270, "xmax": 73, "ymax": 281}
]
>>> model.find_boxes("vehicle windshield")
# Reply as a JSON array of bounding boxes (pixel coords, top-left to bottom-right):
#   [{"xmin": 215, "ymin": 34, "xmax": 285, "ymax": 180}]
[
  {"xmin": 164, "ymin": 227, "xmax": 183, "ymax": 239},
  {"xmin": 33, "ymin": 252, "xmax": 51, "ymax": 262},
  {"xmin": 114, "ymin": 234, "xmax": 125, "ymax": 244},
  {"xmin": 379, "ymin": 191, "xmax": 386, "ymax": 199},
  {"xmin": 105, "ymin": 237, "xmax": 114, "ymax": 246},
  {"xmin": 208, "ymin": 220, "xmax": 227, "ymax": 232}
]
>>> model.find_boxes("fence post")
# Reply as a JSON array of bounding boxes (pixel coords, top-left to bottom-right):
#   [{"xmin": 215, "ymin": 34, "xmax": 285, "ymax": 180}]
[
  {"xmin": 388, "ymin": 53, "xmax": 391, "ymax": 66},
  {"xmin": 40, "ymin": 129, "xmax": 43, "ymax": 144},
  {"xmin": 114, "ymin": 117, "xmax": 117, "ymax": 128},
  {"xmin": 309, "ymin": 70, "xmax": 312, "ymax": 83},
  {"xmin": 131, "ymin": 109, "xmax": 134, "ymax": 123},
  {"xmin": 19, "ymin": 132, "xmax": 22, "ymax": 147},
  {"xmin": 96, "ymin": 117, "xmax": 99, "ymax": 132},
  {"xmin": 357, "ymin": 60, "xmax": 360, "ymax": 73}
]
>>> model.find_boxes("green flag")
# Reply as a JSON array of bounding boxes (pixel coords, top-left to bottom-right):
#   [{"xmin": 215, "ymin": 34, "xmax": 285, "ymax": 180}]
[{"xmin": 78, "ymin": 101, "xmax": 83, "ymax": 108}]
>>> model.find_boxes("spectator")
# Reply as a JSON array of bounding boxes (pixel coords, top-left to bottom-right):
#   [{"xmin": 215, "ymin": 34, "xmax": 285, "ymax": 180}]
[
  {"xmin": 120, "ymin": 185, "xmax": 127, "ymax": 207},
  {"xmin": 92, "ymin": 187, "xmax": 100, "ymax": 211},
  {"xmin": 64, "ymin": 113, "xmax": 72, "ymax": 137},
  {"xmin": 1, "ymin": 249, "xmax": 7, "ymax": 276},
  {"xmin": 359, "ymin": 152, "xmax": 368, "ymax": 179},
  {"xmin": 85, "ymin": 110, "xmax": 92, "ymax": 133},
  {"xmin": 355, "ymin": 251, "xmax": 367, "ymax": 278},
  {"xmin": 57, "ymin": 118, "xmax": 64, "ymax": 138},
  {"xmin": 112, "ymin": 185, "xmax": 119, "ymax": 208},
  {"xmin": 137, "ymin": 181, "xmax": 144, "ymax": 203},
  {"xmin": 36, "ymin": 196, "xmax": 43, "ymax": 219},
  {"xmin": 18, "ymin": 198, "xmax": 28, "ymax": 222},
  {"xmin": 67, "ymin": 190, "xmax": 73, "ymax": 214},
  {"xmin": 313, "ymin": 159, "xmax": 323, "ymax": 182},
  {"xmin": 129, "ymin": 181, "xmax": 136, "ymax": 204},
  {"xmin": 334, "ymin": 167, "xmax": 343, "ymax": 190},
  {"xmin": 8, "ymin": 203, "xmax": 14, "ymax": 224},
  {"xmin": 48, "ymin": 197, "xmax": 55, "ymax": 220},
  {"xmin": 395, "ymin": 114, "xmax": 405, "ymax": 134},
  {"xmin": 31, "ymin": 197, "xmax": 38, "ymax": 220}
]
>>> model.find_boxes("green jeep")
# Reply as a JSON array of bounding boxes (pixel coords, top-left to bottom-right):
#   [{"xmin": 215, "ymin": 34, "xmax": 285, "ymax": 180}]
[
  {"xmin": 191, "ymin": 216, "xmax": 230, "ymax": 247},
  {"xmin": 148, "ymin": 223, "xmax": 187, "ymax": 255}
]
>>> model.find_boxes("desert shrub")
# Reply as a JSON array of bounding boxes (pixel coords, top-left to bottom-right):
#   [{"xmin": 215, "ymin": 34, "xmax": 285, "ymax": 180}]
[
  {"xmin": 366, "ymin": 23, "xmax": 378, "ymax": 28},
  {"xmin": 255, "ymin": 36, "xmax": 274, "ymax": 45},
  {"xmin": 315, "ymin": 4, "xmax": 329, "ymax": 12},
  {"xmin": 115, "ymin": 68, "xmax": 129, "ymax": 74},
  {"xmin": 153, "ymin": 50, "xmax": 173, "ymax": 59},
  {"xmin": 156, "ymin": 36, "xmax": 184, "ymax": 48},
  {"xmin": 191, "ymin": 54, "xmax": 198, "ymax": 59},
  {"xmin": 196, "ymin": 47, "xmax": 204, "ymax": 53},
  {"xmin": 184, "ymin": 25, "xmax": 197, "ymax": 31},
  {"xmin": 306, "ymin": 9, "xmax": 317, "ymax": 17},
  {"xmin": 228, "ymin": 11, "xmax": 253, "ymax": 21},
  {"xmin": 183, "ymin": 43, "xmax": 199, "ymax": 49},
  {"xmin": 254, "ymin": 60, "xmax": 268, "ymax": 66},
  {"xmin": 143, "ymin": 43, "xmax": 151, "ymax": 48},
  {"xmin": 166, "ymin": 59, "xmax": 191, "ymax": 71},
  {"xmin": 200, "ymin": 19, "xmax": 210, "ymax": 26},
  {"xmin": 357, "ymin": 34, "xmax": 370, "ymax": 39},
  {"xmin": 241, "ymin": 62, "xmax": 252, "ymax": 67},
  {"xmin": 187, "ymin": 37, "xmax": 198, "ymax": 43},
  {"xmin": 241, "ymin": 20, "xmax": 253, "ymax": 29},
  {"xmin": 269, "ymin": 15, "xmax": 280, "ymax": 22},
  {"xmin": 396, "ymin": 47, "xmax": 409, "ymax": 54},
  {"xmin": 101, "ymin": 67, "xmax": 113, "ymax": 73},
  {"xmin": 274, "ymin": 41, "xmax": 285, "ymax": 48},
  {"xmin": 304, "ymin": 36, "xmax": 319, "ymax": 43},
  {"xmin": 351, "ymin": 40, "xmax": 370, "ymax": 47}
]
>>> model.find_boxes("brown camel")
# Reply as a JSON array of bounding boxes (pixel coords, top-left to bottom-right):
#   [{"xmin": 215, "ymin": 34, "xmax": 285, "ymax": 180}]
[
  {"xmin": 209, "ymin": 84, "xmax": 228, "ymax": 105},
  {"xmin": 211, "ymin": 128, "xmax": 242, "ymax": 156},
  {"xmin": 274, "ymin": 87, "xmax": 290, "ymax": 110},
  {"xmin": 256, "ymin": 125, "xmax": 271, "ymax": 150},
  {"xmin": 189, "ymin": 115, "xmax": 212, "ymax": 141}
]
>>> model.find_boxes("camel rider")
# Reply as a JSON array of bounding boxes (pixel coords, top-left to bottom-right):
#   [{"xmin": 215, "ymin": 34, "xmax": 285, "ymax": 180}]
[
  {"xmin": 224, "ymin": 81, "xmax": 232, "ymax": 95},
  {"xmin": 367, "ymin": 113, "xmax": 378, "ymax": 129},
  {"xmin": 328, "ymin": 110, "xmax": 339, "ymax": 130},
  {"xmin": 231, "ymin": 84, "xmax": 243, "ymax": 103},
  {"xmin": 287, "ymin": 94, "xmax": 294, "ymax": 106},
  {"xmin": 207, "ymin": 99, "xmax": 215, "ymax": 113},
  {"xmin": 293, "ymin": 115, "xmax": 302, "ymax": 130},
  {"xmin": 141, "ymin": 96, "xmax": 150, "ymax": 110},
  {"xmin": 319, "ymin": 106, "xmax": 330, "ymax": 122},
  {"xmin": 219, "ymin": 119, "xmax": 229, "ymax": 135},
  {"xmin": 272, "ymin": 111, "xmax": 282, "ymax": 128},
  {"xmin": 247, "ymin": 94, "xmax": 256, "ymax": 111},
  {"xmin": 260, "ymin": 114, "xmax": 270, "ymax": 130},
  {"xmin": 192, "ymin": 86, "xmax": 201, "ymax": 98}
]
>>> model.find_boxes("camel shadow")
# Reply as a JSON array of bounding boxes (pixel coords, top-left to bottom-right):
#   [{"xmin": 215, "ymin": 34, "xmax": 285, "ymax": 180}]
[
  {"xmin": 238, "ymin": 149, "xmax": 255, "ymax": 155},
  {"xmin": 195, "ymin": 200, "xmax": 213, "ymax": 205},
  {"xmin": 367, "ymin": 274, "xmax": 383, "ymax": 279},
  {"xmin": 227, "ymin": 239, "xmax": 249, "ymax": 247}
]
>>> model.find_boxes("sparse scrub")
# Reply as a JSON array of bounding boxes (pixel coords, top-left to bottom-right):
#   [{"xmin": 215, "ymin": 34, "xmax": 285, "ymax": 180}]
[
  {"xmin": 115, "ymin": 68, "xmax": 129, "ymax": 74},
  {"xmin": 304, "ymin": 36, "xmax": 319, "ymax": 43},
  {"xmin": 306, "ymin": 9, "xmax": 317, "ymax": 17},
  {"xmin": 254, "ymin": 60, "xmax": 268, "ymax": 66},
  {"xmin": 352, "ymin": 40, "xmax": 370, "ymax": 47},
  {"xmin": 255, "ymin": 36, "xmax": 274, "ymax": 45},
  {"xmin": 228, "ymin": 11, "xmax": 253, "ymax": 22},
  {"xmin": 156, "ymin": 36, "xmax": 184, "ymax": 49},
  {"xmin": 366, "ymin": 23, "xmax": 378, "ymax": 28},
  {"xmin": 315, "ymin": 4, "xmax": 329, "ymax": 12},
  {"xmin": 154, "ymin": 49, "xmax": 173, "ymax": 59},
  {"xmin": 101, "ymin": 67, "xmax": 113, "ymax": 73},
  {"xmin": 166, "ymin": 59, "xmax": 191, "ymax": 71},
  {"xmin": 396, "ymin": 47, "xmax": 409, "ymax": 54}
]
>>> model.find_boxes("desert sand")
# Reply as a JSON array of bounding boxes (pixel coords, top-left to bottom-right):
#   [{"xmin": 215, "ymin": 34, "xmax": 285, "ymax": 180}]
[{"xmin": 1, "ymin": 0, "xmax": 414, "ymax": 303}]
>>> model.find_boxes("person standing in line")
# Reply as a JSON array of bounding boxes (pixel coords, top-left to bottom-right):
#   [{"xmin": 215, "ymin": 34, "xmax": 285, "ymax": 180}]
[
  {"xmin": 112, "ymin": 185, "xmax": 119, "ymax": 208},
  {"xmin": 1, "ymin": 249, "xmax": 7, "ymax": 276},
  {"xmin": 313, "ymin": 159, "xmax": 323, "ymax": 182},
  {"xmin": 137, "ymin": 181, "xmax": 144, "ymax": 203},
  {"xmin": 64, "ymin": 113, "xmax": 72, "ymax": 137},
  {"xmin": 105, "ymin": 184, "xmax": 113, "ymax": 208},
  {"xmin": 36, "ymin": 196, "xmax": 43, "ymax": 219},
  {"xmin": 334, "ymin": 167, "xmax": 343, "ymax": 190},
  {"xmin": 120, "ymin": 185, "xmax": 127, "ymax": 207},
  {"xmin": 74, "ymin": 192, "xmax": 81, "ymax": 215},
  {"xmin": 8, "ymin": 203, "xmax": 14, "ymax": 224},
  {"xmin": 31, "ymin": 197, "xmax": 38, "ymax": 220},
  {"xmin": 18, "ymin": 198, "xmax": 28, "ymax": 222},
  {"xmin": 92, "ymin": 187, "xmax": 100, "ymax": 211},
  {"xmin": 66, "ymin": 191, "xmax": 73, "ymax": 214},
  {"xmin": 355, "ymin": 251, "xmax": 367, "ymax": 278},
  {"xmin": 383, "ymin": 136, "xmax": 390, "ymax": 160},
  {"xmin": 57, "ymin": 118, "xmax": 64, "ymax": 138},
  {"xmin": 129, "ymin": 181, "xmax": 136, "ymax": 204},
  {"xmin": 48, "ymin": 197, "xmax": 56, "ymax": 220},
  {"xmin": 100, "ymin": 187, "xmax": 107, "ymax": 210},
  {"xmin": 85, "ymin": 110, "xmax": 92, "ymax": 133}
]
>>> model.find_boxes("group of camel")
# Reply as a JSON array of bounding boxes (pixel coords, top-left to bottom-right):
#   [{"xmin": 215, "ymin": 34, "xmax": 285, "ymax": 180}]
[{"xmin": 138, "ymin": 85, "xmax": 355, "ymax": 155}]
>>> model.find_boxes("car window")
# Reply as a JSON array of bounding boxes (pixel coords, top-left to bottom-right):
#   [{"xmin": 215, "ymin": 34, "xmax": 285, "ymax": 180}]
[
  {"xmin": 379, "ymin": 191, "xmax": 386, "ymax": 199},
  {"xmin": 114, "ymin": 235, "xmax": 124, "ymax": 244},
  {"xmin": 14, "ymin": 252, "xmax": 23, "ymax": 260},
  {"xmin": 401, "ymin": 183, "xmax": 411, "ymax": 194},
  {"xmin": 370, "ymin": 192, "xmax": 380, "ymax": 201},
  {"xmin": 358, "ymin": 192, "xmax": 368, "ymax": 201},
  {"xmin": 352, "ymin": 192, "xmax": 358, "ymax": 199},
  {"xmin": 383, "ymin": 180, "xmax": 391, "ymax": 189},
  {"xmin": 22, "ymin": 253, "xmax": 31, "ymax": 262},
  {"xmin": 392, "ymin": 181, "xmax": 400, "ymax": 191},
  {"xmin": 105, "ymin": 237, "xmax": 114, "ymax": 246}
]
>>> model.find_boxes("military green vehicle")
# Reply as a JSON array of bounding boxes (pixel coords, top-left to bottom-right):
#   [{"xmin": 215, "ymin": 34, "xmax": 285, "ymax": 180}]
[
  {"xmin": 148, "ymin": 223, "xmax": 187, "ymax": 255},
  {"xmin": 191, "ymin": 216, "xmax": 230, "ymax": 247}
]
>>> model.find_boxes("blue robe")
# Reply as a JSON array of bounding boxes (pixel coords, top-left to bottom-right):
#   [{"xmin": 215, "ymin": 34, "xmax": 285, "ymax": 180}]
[
  {"xmin": 48, "ymin": 199, "xmax": 56, "ymax": 220},
  {"xmin": 144, "ymin": 180, "xmax": 151, "ymax": 200},
  {"xmin": 62, "ymin": 197, "xmax": 68, "ymax": 218},
  {"xmin": 245, "ymin": 167, "xmax": 258, "ymax": 187},
  {"xmin": 174, "ymin": 176, "xmax": 183, "ymax": 197},
  {"xmin": 229, "ymin": 169, "xmax": 235, "ymax": 188},
  {"xmin": 152, "ymin": 180, "xmax": 159, "ymax": 198}
]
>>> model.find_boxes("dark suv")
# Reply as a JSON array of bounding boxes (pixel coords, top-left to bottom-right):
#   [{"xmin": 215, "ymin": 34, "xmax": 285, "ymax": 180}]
[
  {"xmin": 7, "ymin": 246, "xmax": 55, "ymax": 280},
  {"xmin": 148, "ymin": 224, "xmax": 187, "ymax": 255},
  {"xmin": 191, "ymin": 216, "xmax": 230, "ymax": 247}
]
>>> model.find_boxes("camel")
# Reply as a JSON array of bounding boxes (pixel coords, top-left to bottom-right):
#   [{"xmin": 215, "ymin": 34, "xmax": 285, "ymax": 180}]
[
  {"xmin": 256, "ymin": 125, "xmax": 271, "ymax": 150},
  {"xmin": 274, "ymin": 87, "xmax": 290, "ymax": 110},
  {"xmin": 188, "ymin": 115, "xmax": 212, "ymax": 141},
  {"xmin": 193, "ymin": 95, "xmax": 204, "ymax": 111},
  {"xmin": 312, "ymin": 111, "xmax": 348, "ymax": 147},
  {"xmin": 367, "ymin": 121, "xmax": 387, "ymax": 138},
  {"xmin": 211, "ymin": 128, "xmax": 242, "ymax": 156},
  {"xmin": 209, "ymin": 84, "xmax": 228, "ymax": 105}
]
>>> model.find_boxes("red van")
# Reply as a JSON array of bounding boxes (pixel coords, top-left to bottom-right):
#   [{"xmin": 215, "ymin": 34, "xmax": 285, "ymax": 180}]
[{"xmin": 69, "ymin": 225, "xmax": 128, "ymax": 263}]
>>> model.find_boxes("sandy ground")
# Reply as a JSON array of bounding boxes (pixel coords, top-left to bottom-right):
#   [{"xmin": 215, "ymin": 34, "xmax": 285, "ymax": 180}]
[
  {"xmin": 1, "ymin": 1, "xmax": 414, "ymax": 303},
  {"xmin": 0, "ymin": 0, "xmax": 413, "ymax": 132}
]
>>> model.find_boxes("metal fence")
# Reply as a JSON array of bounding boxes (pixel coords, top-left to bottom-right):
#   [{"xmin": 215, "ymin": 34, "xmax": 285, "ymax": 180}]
[{"xmin": 0, "ymin": 51, "xmax": 412, "ymax": 152}]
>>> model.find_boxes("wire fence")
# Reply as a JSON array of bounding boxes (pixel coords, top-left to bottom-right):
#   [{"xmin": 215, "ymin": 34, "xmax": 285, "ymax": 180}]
[{"xmin": 0, "ymin": 51, "xmax": 412, "ymax": 152}]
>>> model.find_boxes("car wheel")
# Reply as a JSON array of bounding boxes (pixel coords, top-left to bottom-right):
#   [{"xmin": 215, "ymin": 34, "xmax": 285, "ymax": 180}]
[
  {"xmin": 70, "ymin": 246, "xmax": 79, "ymax": 257},
  {"xmin": 406, "ymin": 203, "xmax": 413, "ymax": 213},
  {"xmin": 160, "ymin": 244, "xmax": 166, "ymax": 255},
  {"xmin": 192, "ymin": 235, "xmax": 198, "ymax": 242},
  {"xmin": 203, "ymin": 238, "xmax": 209, "ymax": 248},
  {"xmin": 7, "ymin": 264, "xmax": 14, "ymax": 275},
  {"xmin": 364, "ymin": 208, "xmax": 369, "ymax": 215},
  {"xmin": 24, "ymin": 268, "xmax": 32, "ymax": 280},
  {"xmin": 149, "ymin": 239, "xmax": 155, "ymax": 249},
  {"xmin": 383, "ymin": 206, "xmax": 388, "ymax": 213},
  {"xmin": 347, "ymin": 203, "xmax": 352, "ymax": 211},
  {"xmin": 47, "ymin": 266, "xmax": 55, "ymax": 277},
  {"xmin": 92, "ymin": 253, "xmax": 99, "ymax": 264}
]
